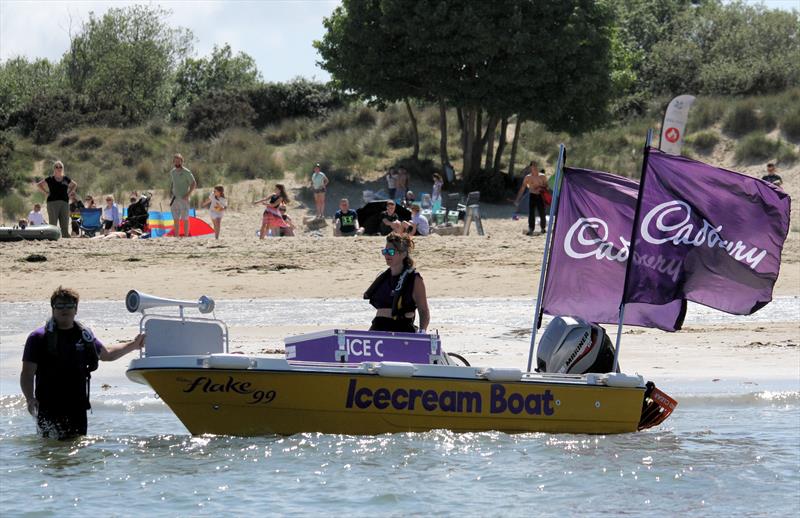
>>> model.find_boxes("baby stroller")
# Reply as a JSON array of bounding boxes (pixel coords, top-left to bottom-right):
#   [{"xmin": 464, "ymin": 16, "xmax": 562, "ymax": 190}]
[{"xmin": 121, "ymin": 193, "xmax": 151, "ymax": 232}]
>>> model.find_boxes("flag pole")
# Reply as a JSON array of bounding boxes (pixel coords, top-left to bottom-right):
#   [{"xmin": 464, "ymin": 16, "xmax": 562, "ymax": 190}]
[
  {"xmin": 526, "ymin": 144, "xmax": 566, "ymax": 372},
  {"xmin": 613, "ymin": 129, "xmax": 653, "ymax": 372}
]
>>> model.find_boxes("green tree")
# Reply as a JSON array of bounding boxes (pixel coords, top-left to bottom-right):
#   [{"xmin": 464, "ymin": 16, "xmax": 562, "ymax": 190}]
[
  {"xmin": 647, "ymin": 1, "xmax": 800, "ymax": 95},
  {"xmin": 0, "ymin": 131, "xmax": 17, "ymax": 194},
  {"xmin": 317, "ymin": 0, "xmax": 615, "ymax": 182},
  {"xmin": 63, "ymin": 4, "xmax": 192, "ymax": 123},
  {"xmin": 315, "ymin": 1, "xmax": 430, "ymax": 160},
  {"xmin": 185, "ymin": 90, "xmax": 255, "ymax": 140},
  {"xmin": 172, "ymin": 44, "xmax": 261, "ymax": 118},
  {"xmin": 0, "ymin": 57, "xmax": 66, "ymax": 126}
]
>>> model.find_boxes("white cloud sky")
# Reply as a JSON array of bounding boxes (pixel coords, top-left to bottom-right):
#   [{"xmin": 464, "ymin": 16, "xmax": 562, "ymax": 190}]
[
  {"xmin": 1, "ymin": 0, "xmax": 795, "ymax": 82},
  {"xmin": 0, "ymin": 0, "xmax": 339, "ymax": 82}
]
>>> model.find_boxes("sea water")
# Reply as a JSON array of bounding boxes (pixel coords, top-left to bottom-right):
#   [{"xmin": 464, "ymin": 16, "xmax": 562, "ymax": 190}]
[{"xmin": 1, "ymin": 298, "xmax": 798, "ymax": 516}]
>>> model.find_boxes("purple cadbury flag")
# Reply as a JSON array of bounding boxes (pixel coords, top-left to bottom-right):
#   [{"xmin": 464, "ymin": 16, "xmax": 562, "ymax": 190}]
[
  {"xmin": 542, "ymin": 167, "xmax": 686, "ymax": 331},
  {"xmin": 623, "ymin": 149, "xmax": 791, "ymax": 315}
]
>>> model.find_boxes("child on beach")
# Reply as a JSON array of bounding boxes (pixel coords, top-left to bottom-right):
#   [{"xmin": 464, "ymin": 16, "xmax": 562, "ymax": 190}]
[
  {"xmin": 28, "ymin": 204, "xmax": 46, "ymax": 226},
  {"xmin": 201, "ymin": 185, "xmax": 228, "ymax": 239},
  {"xmin": 278, "ymin": 203, "xmax": 295, "ymax": 237},
  {"xmin": 254, "ymin": 184, "xmax": 290, "ymax": 239},
  {"xmin": 432, "ymin": 173, "xmax": 444, "ymax": 207}
]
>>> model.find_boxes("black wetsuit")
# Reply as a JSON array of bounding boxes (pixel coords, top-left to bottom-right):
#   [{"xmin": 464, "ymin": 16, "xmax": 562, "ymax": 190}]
[
  {"xmin": 23, "ymin": 324, "xmax": 100, "ymax": 439},
  {"xmin": 364, "ymin": 268, "xmax": 419, "ymax": 332}
]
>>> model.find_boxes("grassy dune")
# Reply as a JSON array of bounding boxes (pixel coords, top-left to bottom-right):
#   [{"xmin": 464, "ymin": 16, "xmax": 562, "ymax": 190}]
[{"xmin": 2, "ymin": 89, "xmax": 798, "ymax": 220}]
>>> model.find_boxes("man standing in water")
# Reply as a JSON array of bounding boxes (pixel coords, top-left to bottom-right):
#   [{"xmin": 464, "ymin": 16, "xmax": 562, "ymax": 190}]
[
  {"xmin": 20, "ymin": 287, "xmax": 144, "ymax": 439},
  {"xmin": 169, "ymin": 153, "xmax": 196, "ymax": 237},
  {"xmin": 514, "ymin": 162, "xmax": 548, "ymax": 235}
]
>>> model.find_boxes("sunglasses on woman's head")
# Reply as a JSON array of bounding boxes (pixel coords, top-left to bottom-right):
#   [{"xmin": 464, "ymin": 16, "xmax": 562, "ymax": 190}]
[
  {"xmin": 52, "ymin": 302, "xmax": 77, "ymax": 310},
  {"xmin": 381, "ymin": 248, "xmax": 397, "ymax": 256}
]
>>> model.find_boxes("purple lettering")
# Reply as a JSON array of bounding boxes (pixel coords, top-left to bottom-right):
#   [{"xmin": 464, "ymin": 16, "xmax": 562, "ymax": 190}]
[
  {"xmin": 490, "ymin": 384, "xmax": 507, "ymax": 414},
  {"xmin": 391, "ymin": 388, "xmax": 408, "ymax": 410},
  {"xmin": 507, "ymin": 393, "xmax": 524, "ymax": 414},
  {"xmin": 355, "ymin": 387, "xmax": 372, "ymax": 409},
  {"xmin": 373, "ymin": 388, "xmax": 390, "ymax": 410},
  {"xmin": 345, "ymin": 378, "xmax": 356, "ymax": 408},
  {"xmin": 408, "ymin": 389, "xmax": 423, "ymax": 410},
  {"xmin": 542, "ymin": 390, "xmax": 555, "ymax": 416},
  {"xmin": 525, "ymin": 393, "xmax": 541, "ymax": 415},
  {"xmin": 457, "ymin": 392, "xmax": 482, "ymax": 413},
  {"xmin": 422, "ymin": 390, "xmax": 438, "ymax": 411},
  {"xmin": 439, "ymin": 391, "xmax": 456, "ymax": 412}
]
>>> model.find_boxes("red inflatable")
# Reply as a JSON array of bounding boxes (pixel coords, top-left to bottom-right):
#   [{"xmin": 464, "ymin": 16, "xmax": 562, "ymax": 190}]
[{"xmin": 164, "ymin": 216, "xmax": 215, "ymax": 237}]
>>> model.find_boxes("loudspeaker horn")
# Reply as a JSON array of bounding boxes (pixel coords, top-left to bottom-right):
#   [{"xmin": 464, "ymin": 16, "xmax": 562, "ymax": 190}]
[{"xmin": 125, "ymin": 289, "xmax": 215, "ymax": 314}]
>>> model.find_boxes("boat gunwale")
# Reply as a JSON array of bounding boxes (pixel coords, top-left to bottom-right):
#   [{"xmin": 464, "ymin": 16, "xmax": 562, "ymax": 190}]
[{"xmin": 126, "ymin": 356, "xmax": 645, "ymax": 390}]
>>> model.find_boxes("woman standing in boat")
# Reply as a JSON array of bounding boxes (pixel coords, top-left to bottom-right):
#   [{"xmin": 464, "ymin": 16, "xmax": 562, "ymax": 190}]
[{"xmin": 364, "ymin": 232, "xmax": 430, "ymax": 333}]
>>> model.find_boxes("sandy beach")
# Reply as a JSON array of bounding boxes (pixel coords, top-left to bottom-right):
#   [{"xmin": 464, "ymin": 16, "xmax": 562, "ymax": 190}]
[{"xmin": 1, "ymin": 172, "xmax": 798, "ymax": 386}]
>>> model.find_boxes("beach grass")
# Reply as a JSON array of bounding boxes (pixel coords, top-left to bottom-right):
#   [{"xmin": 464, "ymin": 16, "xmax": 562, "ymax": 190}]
[{"xmin": 2, "ymin": 91, "xmax": 799, "ymax": 221}]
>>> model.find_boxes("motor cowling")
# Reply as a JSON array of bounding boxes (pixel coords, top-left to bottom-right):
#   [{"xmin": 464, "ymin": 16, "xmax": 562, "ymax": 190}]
[{"xmin": 536, "ymin": 316, "xmax": 617, "ymax": 374}]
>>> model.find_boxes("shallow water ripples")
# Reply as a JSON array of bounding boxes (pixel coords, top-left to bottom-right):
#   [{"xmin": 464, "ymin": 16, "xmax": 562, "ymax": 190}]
[{"xmin": 1, "ymin": 392, "xmax": 798, "ymax": 516}]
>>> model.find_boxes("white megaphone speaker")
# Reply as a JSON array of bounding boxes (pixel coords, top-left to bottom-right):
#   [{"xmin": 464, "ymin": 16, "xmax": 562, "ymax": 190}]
[{"xmin": 125, "ymin": 289, "xmax": 215, "ymax": 314}]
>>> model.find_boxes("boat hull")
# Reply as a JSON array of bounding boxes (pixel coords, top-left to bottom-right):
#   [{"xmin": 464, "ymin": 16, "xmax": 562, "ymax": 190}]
[
  {"xmin": 129, "ymin": 365, "xmax": 646, "ymax": 436},
  {"xmin": 0, "ymin": 224, "xmax": 61, "ymax": 241}
]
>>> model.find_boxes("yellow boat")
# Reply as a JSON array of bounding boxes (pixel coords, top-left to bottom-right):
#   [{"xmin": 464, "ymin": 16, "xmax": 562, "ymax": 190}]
[{"xmin": 124, "ymin": 291, "xmax": 675, "ymax": 436}]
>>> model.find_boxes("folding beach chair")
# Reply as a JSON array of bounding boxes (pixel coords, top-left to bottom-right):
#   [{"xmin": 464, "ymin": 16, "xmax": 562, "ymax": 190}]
[
  {"xmin": 458, "ymin": 191, "xmax": 480, "ymax": 221},
  {"xmin": 79, "ymin": 208, "xmax": 102, "ymax": 237},
  {"xmin": 442, "ymin": 193, "xmax": 461, "ymax": 225}
]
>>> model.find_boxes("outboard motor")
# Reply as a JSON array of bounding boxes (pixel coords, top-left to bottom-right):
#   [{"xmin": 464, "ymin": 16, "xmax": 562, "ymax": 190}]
[{"xmin": 536, "ymin": 316, "xmax": 617, "ymax": 374}]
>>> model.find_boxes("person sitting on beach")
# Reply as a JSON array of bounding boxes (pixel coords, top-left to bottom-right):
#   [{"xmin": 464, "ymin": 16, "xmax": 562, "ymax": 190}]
[
  {"xmin": 101, "ymin": 195, "xmax": 122, "ymax": 235},
  {"xmin": 402, "ymin": 205, "xmax": 430, "ymax": 236},
  {"xmin": 334, "ymin": 198, "xmax": 361, "ymax": 237},
  {"xmin": 28, "ymin": 203, "xmax": 46, "ymax": 226},
  {"xmin": 121, "ymin": 191, "xmax": 150, "ymax": 232},
  {"xmin": 254, "ymin": 184, "xmax": 290, "ymax": 239},
  {"xmin": 402, "ymin": 190, "xmax": 416, "ymax": 208},
  {"xmin": 761, "ymin": 163, "xmax": 783, "ymax": 187},
  {"xmin": 68, "ymin": 192, "xmax": 84, "ymax": 236},
  {"xmin": 379, "ymin": 200, "xmax": 400, "ymax": 236},
  {"xmin": 91, "ymin": 228, "xmax": 145, "ymax": 240},
  {"xmin": 84, "ymin": 195, "xmax": 97, "ymax": 209},
  {"xmin": 364, "ymin": 232, "xmax": 430, "ymax": 333},
  {"xmin": 278, "ymin": 203, "xmax": 295, "ymax": 237},
  {"xmin": 201, "ymin": 185, "xmax": 227, "ymax": 239}
]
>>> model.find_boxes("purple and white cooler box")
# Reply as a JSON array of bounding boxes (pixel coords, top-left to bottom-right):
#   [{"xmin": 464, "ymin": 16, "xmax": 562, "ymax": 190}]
[{"xmin": 284, "ymin": 329, "xmax": 446, "ymax": 365}]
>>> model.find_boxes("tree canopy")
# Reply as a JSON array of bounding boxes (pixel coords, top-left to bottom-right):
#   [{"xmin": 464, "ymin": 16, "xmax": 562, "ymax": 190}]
[
  {"xmin": 172, "ymin": 44, "xmax": 262, "ymax": 118},
  {"xmin": 64, "ymin": 5, "xmax": 193, "ymax": 123},
  {"xmin": 316, "ymin": 0, "xmax": 615, "ymax": 178}
]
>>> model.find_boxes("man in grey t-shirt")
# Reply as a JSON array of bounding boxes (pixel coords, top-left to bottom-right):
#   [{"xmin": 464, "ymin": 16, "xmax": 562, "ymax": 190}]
[{"xmin": 169, "ymin": 153, "xmax": 196, "ymax": 237}]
